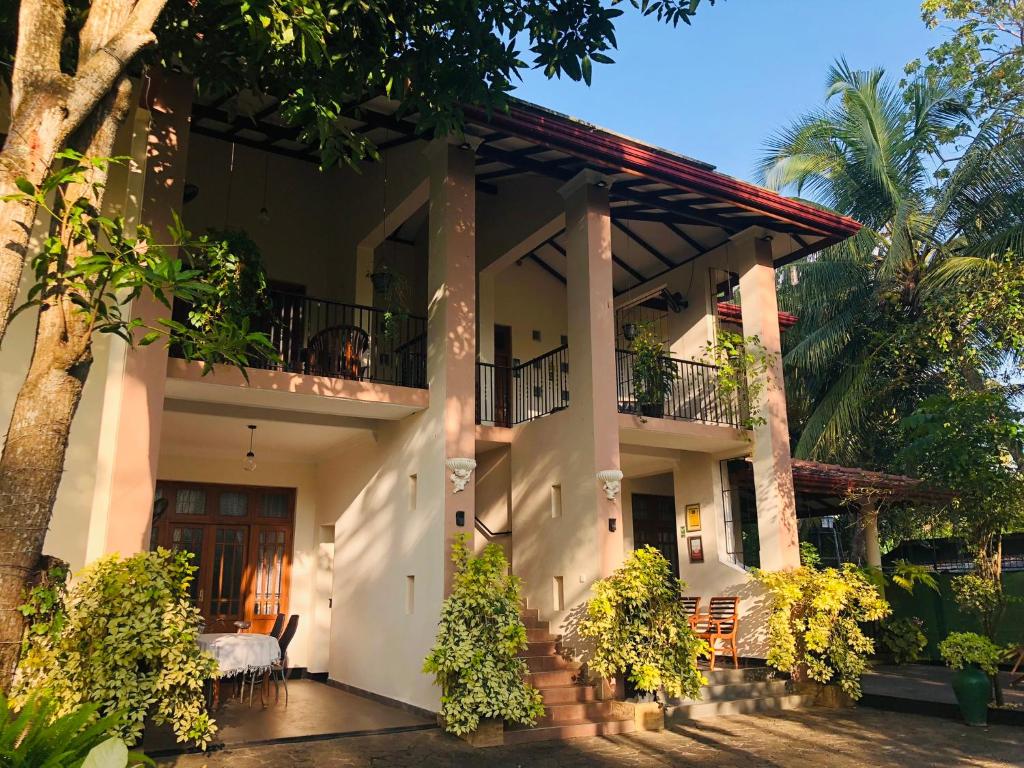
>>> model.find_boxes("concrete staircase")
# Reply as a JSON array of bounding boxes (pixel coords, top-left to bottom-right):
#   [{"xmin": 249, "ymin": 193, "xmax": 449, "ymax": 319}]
[
  {"xmin": 665, "ymin": 666, "xmax": 814, "ymax": 722},
  {"xmin": 506, "ymin": 608, "xmax": 635, "ymax": 744}
]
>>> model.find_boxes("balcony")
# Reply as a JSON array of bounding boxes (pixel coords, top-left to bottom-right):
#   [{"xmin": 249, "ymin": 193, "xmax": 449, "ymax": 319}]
[
  {"xmin": 476, "ymin": 345, "xmax": 569, "ymax": 427},
  {"xmin": 615, "ymin": 349, "xmax": 743, "ymax": 428},
  {"xmin": 172, "ymin": 290, "xmax": 428, "ymax": 389}
]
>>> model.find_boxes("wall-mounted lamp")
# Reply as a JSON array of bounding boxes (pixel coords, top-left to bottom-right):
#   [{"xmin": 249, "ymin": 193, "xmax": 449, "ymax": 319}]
[
  {"xmin": 243, "ymin": 425, "xmax": 257, "ymax": 472},
  {"xmin": 597, "ymin": 469, "xmax": 623, "ymax": 501},
  {"xmin": 455, "ymin": 510, "xmax": 466, "ymax": 527},
  {"xmin": 446, "ymin": 457, "xmax": 477, "ymax": 493},
  {"xmin": 608, "ymin": 518, "xmax": 618, "ymax": 533}
]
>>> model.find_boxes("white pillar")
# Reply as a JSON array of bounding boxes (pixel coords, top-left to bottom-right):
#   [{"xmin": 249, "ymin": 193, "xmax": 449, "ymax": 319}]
[
  {"xmin": 426, "ymin": 140, "xmax": 477, "ymax": 591},
  {"xmin": 738, "ymin": 235, "xmax": 799, "ymax": 571},
  {"xmin": 558, "ymin": 170, "xmax": 623, "ymax": 577}
]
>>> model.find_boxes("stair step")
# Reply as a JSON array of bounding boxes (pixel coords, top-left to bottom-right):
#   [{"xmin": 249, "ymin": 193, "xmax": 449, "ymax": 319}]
[
  {"xmin": 700, "ymin": 666, "xmax": 775, "ymax": 685},
  {"xmin": 521, "ymin": 608, "xmax": 539, "ymax": 622},
  {"xmin": 671, "ymin": 680, "xmax": 790, "ymax": 705},
  {"xmin": 537, "ymin": 701, "xmax": 614, "ymax": 724},
  {"xmin": 534, "ymin": 685, "xmax": 596, "ymax": 705},
  {"xmin": 523, "ymin": 655, "xmax": 576, "ymax": 672},
  {"xmin": 505, "ymin": 717, "xmax": 635, "ymax": 744},
  {"xmin": 526, "ymin": 627, "xmax": 558, "ymax": 642},
  {"xmin": 526, "ymin": 669, "xmax": 581, "ymax": 688},
  {"xmin": 517, "ymin": 640, "xmax": 560, "ymax": 658},
  {"xmin": 521, "ymin": 616, "xmax": 548, "ymax": 629},
  {"xmin": 667, "ymin": 693, "xmax": 814, "ymax": 722}
]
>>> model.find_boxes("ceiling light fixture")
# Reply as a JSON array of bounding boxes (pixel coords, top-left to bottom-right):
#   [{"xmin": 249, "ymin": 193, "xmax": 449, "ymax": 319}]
[{"xmin": 243, "ymin": 425, "xmax": 257, "ymax": 472}]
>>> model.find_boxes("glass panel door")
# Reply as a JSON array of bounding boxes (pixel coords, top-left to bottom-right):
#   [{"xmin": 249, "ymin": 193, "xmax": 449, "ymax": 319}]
[
  {"xmin": 249, "ymin": 525, "xmax": 290, "ymax": 634},
  {"xmin": 206, "ymin": 525, "xmax": 248, "ymax": 632}
]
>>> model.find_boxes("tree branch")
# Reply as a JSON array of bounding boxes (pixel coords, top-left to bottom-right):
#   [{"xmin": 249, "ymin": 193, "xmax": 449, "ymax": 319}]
[{"xmin": 10, "ymin": 0, "xmax": 66, "ymax": 116}]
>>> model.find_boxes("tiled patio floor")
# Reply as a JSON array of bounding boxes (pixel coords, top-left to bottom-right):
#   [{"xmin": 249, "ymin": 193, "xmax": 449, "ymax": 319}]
[
  {"xmin": 144, "ymin": 680, "xmax": 433, "ymax": 754},
  {"xmin": 158, "ymin": 707, "xmax": 1021, "ymax": 766}
]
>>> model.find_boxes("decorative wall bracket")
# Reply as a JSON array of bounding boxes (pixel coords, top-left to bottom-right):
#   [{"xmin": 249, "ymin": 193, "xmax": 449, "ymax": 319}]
[
  {"xmin": 446, "ymin": 457, "xmax": 477, "ymax": 493},
  {"xmin": 597, "ymin": 469, "xmax": 624, "ymax": 501}
]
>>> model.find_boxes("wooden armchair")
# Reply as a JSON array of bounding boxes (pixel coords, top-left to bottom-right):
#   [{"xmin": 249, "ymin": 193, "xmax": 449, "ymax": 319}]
[
  {"xmin": 680, "ymin": 596, "xmax": 701, "ymax": 628},
  {"xmin": 693, "ymin": 596, "xmax": 740, "ymax": 671},
  {"xmin": 305, "ymin": 325, "xmax": 369, "ymax": 380}
]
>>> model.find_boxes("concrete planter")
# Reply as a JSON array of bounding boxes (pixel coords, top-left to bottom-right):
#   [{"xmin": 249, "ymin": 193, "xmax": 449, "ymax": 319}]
[
  {"xmin": 611, "ymin": 700, "xmax": 665, "ymax": 731},
  {"xmin": 797, "ymin": 682, "xmax": 855, "ymax": 709},
  {"xmin": 438, "ymin": 716, "xmax": 505, "ymax": 747}
]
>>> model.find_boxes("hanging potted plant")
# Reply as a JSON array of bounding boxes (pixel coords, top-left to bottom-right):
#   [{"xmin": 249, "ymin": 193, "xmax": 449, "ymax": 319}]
[
  {"xmin": 368, "ymin": 265, "xmax": 395, "ymax": 295},
  {"xmin": 367, "ymin": 265, "xmax": 410, "ymax": 339},
  {"xmin": 938, "ymin": 632, "xmax": 1004, "ymax": 726},
  {"xmin": 631, "ymin": 324, "xmax": 675, "ymax": 418}
]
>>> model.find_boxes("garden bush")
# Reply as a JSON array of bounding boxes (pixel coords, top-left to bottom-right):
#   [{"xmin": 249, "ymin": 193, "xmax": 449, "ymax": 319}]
[
  {"xmin": 0, "ymin": 693, "xmax": 150, "ymax": 767},
  {"xmin": 938, "ymin": 632, "xmax": 1004, "ymax": 677},
  {"xmin": 878, "ymin": 616, "xmax": 928, "ymax": 665},
  {"xmin": 754, "ymin": 562, "xmax": 890, "ymax": 699},
  {"xmin": 578, "ymin": 546, "xmax": 707, "ymax": 700},
  {"xmin": 423, "ymin": 536, "xmax": 544, "ymax": 735},
  {"xmin": 14, "ymin": 550, "xmax": 217, "ymax": 748}
]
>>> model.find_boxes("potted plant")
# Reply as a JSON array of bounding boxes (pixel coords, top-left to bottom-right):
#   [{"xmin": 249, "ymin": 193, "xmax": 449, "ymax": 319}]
[
  {"xmin": 631, "ymin": 324, "xmax": 674, "ymax": 418},
  {"xmin": 938, "ymin": 632, "xmax": 1003, "ymax": 726},
  {"xmin": 578, "ymin": 546, "xmax": 707, "ymax": 730}
]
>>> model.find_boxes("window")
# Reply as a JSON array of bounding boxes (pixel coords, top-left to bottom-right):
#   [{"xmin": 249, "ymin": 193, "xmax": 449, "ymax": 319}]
[
  {"xmin": 261, "ymin": 491, "xmax": 290, "ymax": 519},
  {"xmin": 219, "ymin": 492, "xmax": 249, "ymax": 517},
  {"xmin": 175, "ymin": 487, "xmax": 206, "ymax": 516}
]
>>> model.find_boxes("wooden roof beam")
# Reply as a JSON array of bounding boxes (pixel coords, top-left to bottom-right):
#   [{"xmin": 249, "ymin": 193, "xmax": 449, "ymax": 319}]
[{"xmin": 612, "ymin": 220, "xmax": 675, "ymax": 268}]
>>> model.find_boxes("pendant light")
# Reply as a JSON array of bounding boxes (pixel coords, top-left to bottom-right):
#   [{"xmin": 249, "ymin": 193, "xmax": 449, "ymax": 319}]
[{"xmin": 243, "ymin": 425, "xmax": 257, "ymax": 472}]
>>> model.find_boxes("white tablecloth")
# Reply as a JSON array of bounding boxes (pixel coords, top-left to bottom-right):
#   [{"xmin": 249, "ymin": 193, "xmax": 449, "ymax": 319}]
[{"xmin": 198, "ymin": 633, "xmax": 281, "ymax": 678}]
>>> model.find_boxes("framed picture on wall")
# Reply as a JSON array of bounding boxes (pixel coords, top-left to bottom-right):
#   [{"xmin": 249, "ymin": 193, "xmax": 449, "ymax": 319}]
[
  {"xmin": 688, "ymin": 536, "xmax": 704, "ymax": 563},
  {"xmin": 685, "ymin": 503, "xmax": 701, "ymax": 532}
]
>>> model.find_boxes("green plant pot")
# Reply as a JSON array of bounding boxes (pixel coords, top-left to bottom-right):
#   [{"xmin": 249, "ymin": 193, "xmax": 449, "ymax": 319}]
[{"xmin": 951, "ymin": 666, "xmax": 990, "ymax": 726}]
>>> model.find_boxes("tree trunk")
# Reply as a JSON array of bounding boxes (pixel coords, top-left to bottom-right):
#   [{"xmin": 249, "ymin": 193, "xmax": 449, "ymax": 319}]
[{"xmin": 0, "ymin": 78, "xmax": 132, "ymax": 692}]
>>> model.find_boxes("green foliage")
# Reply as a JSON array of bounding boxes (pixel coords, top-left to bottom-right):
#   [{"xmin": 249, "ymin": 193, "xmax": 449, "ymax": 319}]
[
  {"xmin": 754, "ymin": 563, "xmax": 890, "ymax": 699},
  {"xmin": 938, "ymin": 631, "xmax": 1005, "ymax": 676},
  {"xmin": 910, "ymin": 1, "xmax": 1024, "ymax": 128},
  {"xmin": 0, "ymin": 692, "xmax": 151, "ymax": 767},
  {"xmin": 702, "ymin": 329, "xmax": 776, "ymax": 429},
  {"xmin": 2, "ymin": 152, "xmax": 277, "ymax": 375},
  {"xmin": 630, "ymin": 324, "xmax": 675, "ymax": 409},
  {"xmin": 764, "ymin": 61, "xmax": 1024, "ymax": 469},
  {"xmin": 799, "ymin": 541, "xmax": 822, "ymax": 569},
  {"xmin": 578, "ymin": 546, "xmax": 708, "ymax": 699},
  {"xmin": 18, "ymin": 564, "xmax": 68, "ymax": 650},
  {"xmin": 878, "ymin": 616, "xmax": 928, "ymax": 665},
  {"xmin": 890, "ymin": 560, "xmax": 940, "ymax": 595},
  {"xmin": 952, "ymin": 574, "xmax": 1008, "ymax": 640},
  {"xmin": 14, "ymin": 550, "xmax": 217, "ymax": 749},
  {"xmin": 423, "ymin": 537, "xmax": 544, "ymax": 735}
]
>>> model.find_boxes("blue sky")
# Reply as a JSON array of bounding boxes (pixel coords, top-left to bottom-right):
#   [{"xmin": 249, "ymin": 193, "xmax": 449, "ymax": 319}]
[{"xmin": 513, "ymin": 0, "xmax": 939, "ymax": 183}]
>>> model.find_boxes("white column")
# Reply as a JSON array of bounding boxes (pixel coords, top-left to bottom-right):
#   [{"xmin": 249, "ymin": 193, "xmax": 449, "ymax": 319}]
[
  {"xmin": 558, "ymin": 170, "xmax": 623, "ymax": 577},
  {"xmin": 738, "ymin": 235, "xmax": 799, "ymax": 571}
]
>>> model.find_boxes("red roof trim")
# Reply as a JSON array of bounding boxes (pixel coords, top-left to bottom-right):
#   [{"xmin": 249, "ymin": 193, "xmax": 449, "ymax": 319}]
[
  {"xmin": 717, "ymin": 301, "xmax": 798, "ymax": 330},
  {"xmin": 464, "ymin": 103, "xmax": 862, "ymax": 243}
]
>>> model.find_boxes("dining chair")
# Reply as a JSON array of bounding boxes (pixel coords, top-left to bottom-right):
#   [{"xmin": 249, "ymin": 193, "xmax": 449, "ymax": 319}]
[
  {"xmin": 270, "ymin": 615, "xmax": 299, "ymax": 705},
  {"xmin": 268, "ymin": 613, "xmax": 286, "ymax": 640}
]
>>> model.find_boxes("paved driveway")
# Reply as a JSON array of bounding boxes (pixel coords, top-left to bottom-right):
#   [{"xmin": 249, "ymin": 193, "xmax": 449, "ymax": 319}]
[{"xmin": 160, "ymin": 707, "xmax": 1022, "ymax": 767}]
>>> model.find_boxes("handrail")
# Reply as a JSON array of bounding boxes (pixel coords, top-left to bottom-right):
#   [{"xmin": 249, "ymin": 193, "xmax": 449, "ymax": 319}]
[
  {"xmin": 172, "ymin": 289, "xmax": 428, "ymax": 388},
  {"xmin": 474, "ymin": 518, "xmax": 511, "ymax": 538},
  {"xmin": 615, "ymin": 348, "xmax": 743, "ymax": 427},
  {"xmin": 476, "ymin": 344, "xmax": 570, "ymax": 427}
]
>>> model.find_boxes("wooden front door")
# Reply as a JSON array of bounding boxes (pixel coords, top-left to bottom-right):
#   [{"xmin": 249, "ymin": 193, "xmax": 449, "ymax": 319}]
[
  {"xmin": 154, "ymin": 481, "xmax": 294, "ymax": 633},
  {"xmin": 494, "ymin": 324, "xmax": 513, "ymax": 427},
  {"xmin": 631, "ymin": 494, "xmax": 680, "ymax": 575}
]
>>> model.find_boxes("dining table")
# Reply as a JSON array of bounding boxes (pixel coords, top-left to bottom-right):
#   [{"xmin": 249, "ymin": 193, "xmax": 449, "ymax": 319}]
[{"xmin": 198, "ymin": 632, "xmax": 281, "ymax": 708}]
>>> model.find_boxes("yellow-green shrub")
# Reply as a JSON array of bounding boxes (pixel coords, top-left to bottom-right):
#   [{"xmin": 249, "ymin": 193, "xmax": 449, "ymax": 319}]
[
  {"xmin": 579, "ymin": 546, "xmax": 707, "ymax": 699},
  {"xmin": 754, "ymin": 563, "xmax": 890, "ymax": 699},
  {"xmin": 423, "ymin": 537, "xmax": 544, "ymax": 735},
  {"xmin": 14, "ymin": 549, "xmax": 217, "ymax": 748}
]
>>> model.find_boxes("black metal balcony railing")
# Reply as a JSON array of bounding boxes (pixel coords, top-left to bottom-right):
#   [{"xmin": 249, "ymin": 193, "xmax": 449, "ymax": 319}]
[
  {"xmin": 615, "ymin": 349, "xmax": 743, "ymax": 428},
  {"xmin": 476, "ymin": 345, "xmax": 569, "ymax": 427},
  {"xmin": 172, "ymin": 290, "xmax": 428, "ymax": 388}
]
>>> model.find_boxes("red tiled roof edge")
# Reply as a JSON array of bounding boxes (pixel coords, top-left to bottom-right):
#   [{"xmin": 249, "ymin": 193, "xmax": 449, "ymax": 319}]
[{"xmin": 463, "ymin": 103, "xmax": 862, "ymax": 244}]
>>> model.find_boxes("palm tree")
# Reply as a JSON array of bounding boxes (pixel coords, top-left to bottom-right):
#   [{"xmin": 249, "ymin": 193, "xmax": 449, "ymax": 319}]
[{"xmin": 757, "ymin": 60, "xmax": 1024, "ymax": 465}]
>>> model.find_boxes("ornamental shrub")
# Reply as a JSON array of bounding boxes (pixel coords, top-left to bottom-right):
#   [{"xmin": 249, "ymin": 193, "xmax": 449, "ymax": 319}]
[
  {"xmin": 0, "ymin": 693, "xmax": 151, "ymax": 767},
  {"xmin": 754, "ymin": 563, "xmax": 890, "ymax": 699},
  {"xmin": 938, "ymin": 632, "xmax": 1005, "ymax": 677},
  {"xmin": 578, "ymin": 546, "xmax": 707, "ymax": 699},
  {"xmin": 423, "ymin": 537, "xmax": 544, "ymax": 735},
  {"xmin": 14, "ymin": 549, "xmax": 217, "ymax": 748},
  {"xmin": 878, "ymin": 616, "xmax": 928, "ymax": 665}
]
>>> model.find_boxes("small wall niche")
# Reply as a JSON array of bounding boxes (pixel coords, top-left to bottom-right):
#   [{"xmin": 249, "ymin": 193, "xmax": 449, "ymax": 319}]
[
  {"xmin": 409, "ymin": 473, "xmax": 418, "ymax": 512},
  {"xmin": 406, "ymin": 575, "xmax": 415, "ymax": 615},
  {"xmin": 550, "ymin": 484, "xmax": 563, "ymax": 519},
  {"xmin": 552, "ymin": 576, "xmax": 565, "ymax": 612}
]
